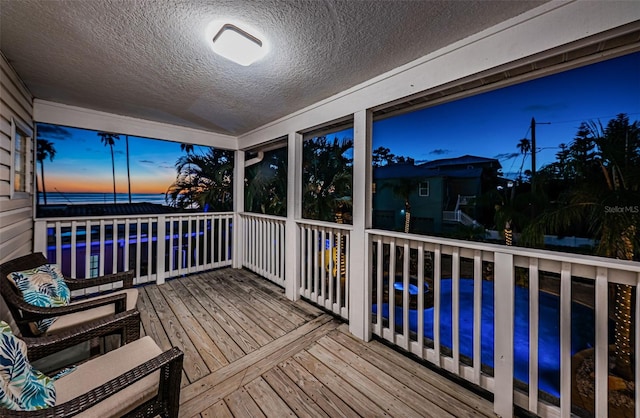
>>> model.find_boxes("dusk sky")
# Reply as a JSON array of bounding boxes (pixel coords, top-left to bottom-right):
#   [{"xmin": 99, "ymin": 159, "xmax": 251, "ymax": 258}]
[
  {"xmin": 36, "ymin": 125, "xmax": 207, "ymax": 194},
  {"xmin": 374, "ymin": 52, "xmax": 640, "ymax": 177},
  {"xmin": 38, "ymin": 52, "xmax": 639, "ymax": 194}
]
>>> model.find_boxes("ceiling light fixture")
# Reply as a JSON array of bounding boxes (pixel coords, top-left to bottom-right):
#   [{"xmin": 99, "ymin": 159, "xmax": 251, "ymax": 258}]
[{"xmin": 212, "ymin": 24, "xmax": 266, "ymax": 66}]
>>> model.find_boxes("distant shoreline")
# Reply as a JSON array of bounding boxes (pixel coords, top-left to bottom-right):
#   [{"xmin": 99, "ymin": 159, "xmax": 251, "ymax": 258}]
[{"xmin": 39, "ymin": 192, "xmax": 168, "ymax": 206}]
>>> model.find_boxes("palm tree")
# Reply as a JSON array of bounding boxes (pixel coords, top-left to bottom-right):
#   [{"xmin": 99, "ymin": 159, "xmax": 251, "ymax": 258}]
[
  {"xmin": 245, "ymin": 148, "xmax": 288, "ymax": 216},
  {"xmin": 180, "ymin": 143, "xmax": 194, "ymax": 155},
  {"xmin": 387, "ymin": 178, "xmax": 417, "ymax": 233},
  {"xmin": 125, "ymin": 135, "xmax": 132, "ymax": 203},
  {"xmin": 36, "ymin": 139, "xmax": 56, "ymax": 204},
  {"xmin": 523, "ymin": 114, "xmax": 640, "ymax": 381},
  {"xmin": 166, "ymin": 147, "xmax": 234, "ymax": 210},
  {"xmin": 302, "ymin": 136, "xmax": 353, "ymax": 223},
  {"xmin": 516, "ymin": 138, "xmax": 531, "ymax": 180},
  {"xmin": 98, "ymin": 132, "xmax": 120, "ymax": 204},
  {"xmin": 179, "ymin": 143, "xmax": 195, "ymax": 206}
]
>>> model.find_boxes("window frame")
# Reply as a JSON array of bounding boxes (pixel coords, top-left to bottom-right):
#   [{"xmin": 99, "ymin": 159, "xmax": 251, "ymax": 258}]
[
  {"xmin": 419, "ymin": 181, "xmax": 429, "ymax": 197},
  {"xmin": 10, "ymin": 117, "xmax": 33, "ymax": 199}
]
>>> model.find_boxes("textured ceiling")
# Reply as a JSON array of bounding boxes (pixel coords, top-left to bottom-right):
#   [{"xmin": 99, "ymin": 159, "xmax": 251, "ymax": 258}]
[{"xmin": 0, "ymin": 0, "xmax": 548, "ymax": 136}]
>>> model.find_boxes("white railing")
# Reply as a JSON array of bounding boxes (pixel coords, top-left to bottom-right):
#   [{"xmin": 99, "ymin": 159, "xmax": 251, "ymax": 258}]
[
  {"xmin": 298, "ymin": 219, "xmax": 351, "ymax": 319},
  {"xmin": 34, "ymin": 212, "xmax": 233, "ymax": 288},
  {"xmin": 442, "ymin": 209, "xmax": 477, "ymax": 226},
  {"xmin": 32, "ymin": 207, "xmax": 640, "ymax": 416},
  {"xmin": 240, "ymin": 213, "xmax": 286, "ymax": 286},
  {"xmin": 367, "ymin": 229, "xmax": 640, "ymax": 418}
]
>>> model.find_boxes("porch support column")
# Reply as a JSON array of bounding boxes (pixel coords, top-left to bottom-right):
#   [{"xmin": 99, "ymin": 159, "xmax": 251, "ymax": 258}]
[
  {"xmin": 349, "ymin": 109, "xmax": 373, "ymax": 341},
  {"xmin": 155, "ymin": 215, "xmax": 166, "ymax": 284},
  {"xmin": 284, "ymin": 132, "xmax": 302, "ymax": 301},
  {"xmin": 232, "ymin": 150, "xmax": 245, "ymax": 269},
  {"xmin": 494, "ymin": 251, "xmax": 514, "ymax": 418},
  {"xmin": 33, "ymin": 219, "xmax": 47, "ymax": 255}
]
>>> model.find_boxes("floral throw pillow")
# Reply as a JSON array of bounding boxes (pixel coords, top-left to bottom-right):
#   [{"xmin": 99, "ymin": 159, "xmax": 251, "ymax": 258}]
[
  {"xmin": 7, "ymin": 264, "xmax": 71, "ymax": 334},
  {"xmin": 0, "ymin": 321, "xmax": 56, "ymax": 410}
]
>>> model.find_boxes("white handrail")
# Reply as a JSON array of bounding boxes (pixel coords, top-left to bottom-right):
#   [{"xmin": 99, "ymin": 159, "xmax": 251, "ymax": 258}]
[
  {"xmin": 367, "ymin": 229, "xmax": 640, "ymax": 417},
  {"xmin": 34, "ymin": 212, "xmax": 233, "ymax": 287},
  {"xmin": 240, "ymin": 213, "xmax": 286, "ymax": 286}
]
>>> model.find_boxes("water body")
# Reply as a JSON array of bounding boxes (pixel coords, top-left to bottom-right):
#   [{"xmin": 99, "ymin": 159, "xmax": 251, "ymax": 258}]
[
  {"xmin": 39, "ymin": 192, "xmax": 168, "ymax": 206},
  {"xmin": 372, "ymin": 278, "xmax": 597, "ymax": 398}
]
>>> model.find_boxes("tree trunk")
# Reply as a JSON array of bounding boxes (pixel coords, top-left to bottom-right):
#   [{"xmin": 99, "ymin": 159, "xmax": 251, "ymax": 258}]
[
  {"xmin": 110, "ymin": 145, "xmax": 116, "ymax": 204},
  {"xmin": 612, "ymin": 226, "xmax": 636, "ymax": 381},
  {"xmin": 404, "ymin": 200, "xmax": 411, "ymax": 233},
  {"xmin": 126, "ymin": 135, "xmax": 132, "ymax": 204},
  {"xmin": 40, "ymin": 161, "xmax": 47, "ymax": 205}
]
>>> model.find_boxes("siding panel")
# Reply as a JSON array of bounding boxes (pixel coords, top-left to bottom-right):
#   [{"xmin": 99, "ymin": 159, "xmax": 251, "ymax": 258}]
[{"xmin": 0, "ymin": 53, "xmax": 34, "ymax": 264}]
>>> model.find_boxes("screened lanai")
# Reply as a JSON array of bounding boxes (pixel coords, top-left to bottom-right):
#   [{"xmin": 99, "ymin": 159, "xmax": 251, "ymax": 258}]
[{"xmin": 1, "ymin": 2, "xmax": 640, "ymax": 417}]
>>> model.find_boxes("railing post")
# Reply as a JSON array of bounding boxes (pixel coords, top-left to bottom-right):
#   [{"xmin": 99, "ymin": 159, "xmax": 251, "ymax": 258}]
[
  {"xmin": 232, "ymin": 150, "xmax": 245, "ymax": 269},
  {"xmin": 33, "ymin": 219, "xmax": 47, "ymax": 255},
  {"xmin": 284, "ymin": 132, "xmax": 302, "ymax": 301},
  {"xmin": 349, "ymin": 109, "xmax": 372, "ymax": 341},
  {"xmin": 156, "ymin": 215, "xmax": 166, "ymax": 284},
  {"xmin": 494, "ymin": 251, "xmax": 514, "ymax": 418}
]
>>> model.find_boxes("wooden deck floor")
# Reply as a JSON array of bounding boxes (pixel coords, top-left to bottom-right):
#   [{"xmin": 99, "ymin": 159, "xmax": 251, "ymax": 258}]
[{"xmin": 138, "ymin": 268, "xmax": 495, "ymax": 417}]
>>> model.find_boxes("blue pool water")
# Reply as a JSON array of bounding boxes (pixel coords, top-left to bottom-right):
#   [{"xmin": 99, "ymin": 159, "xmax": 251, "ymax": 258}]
[{"xmin": 372, "ymin": 278, "xmax": 598, "ymax": 398}]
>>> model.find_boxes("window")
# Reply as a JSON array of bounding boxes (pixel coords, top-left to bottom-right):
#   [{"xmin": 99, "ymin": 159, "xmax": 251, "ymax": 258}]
[
  {"xmin": 244, "ymin": 141, "xmax": 288, "ymax": 216},
  {"xmin": 371, "ymin": 52, "xmax": 639, "ymax": 254},
  {"xmin": 419, "ymin": 182, "xmax": 429, "ymax": 197},
  {"xmin": 11, "ymin": 118, "xmax": 33, "ymax": 197},
  {"xmin": 302, "ymin": 124, "xmax": 354, "ymax": 224}
]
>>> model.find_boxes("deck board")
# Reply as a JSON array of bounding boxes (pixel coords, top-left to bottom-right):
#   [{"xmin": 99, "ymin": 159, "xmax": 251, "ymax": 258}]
[
  {"xmin": 315, "ymin": 336, "xmax": 454, "ymax": 418},
  {"xmin": 156, "ymin": 281, "xmax": 229, "ymax": 370},
  {"xmin": 278, "ymin": 357, "xmax": 360, "ymax": 418},
  {"xmin": 168, "ymin": 279, "xmax": 246, "ymax": 362},
  {"xmin": 136, "ymin": 268, "xmax": 495, "ymax": 417},
  {"xmin": 143, "ymin": 284, "xmax": 209, "ymax": 383},
  {"xmin": 179, "ymin": 276, "xmax": 260, "ymax": 354},
  {"xmin": 191, "ymin": 275, "xmax": 275, "ymax": 345}
]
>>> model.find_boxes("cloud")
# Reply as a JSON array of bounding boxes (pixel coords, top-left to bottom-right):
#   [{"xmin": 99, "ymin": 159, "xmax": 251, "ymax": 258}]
[
  {"xmin": 139, "ymin": 159, "xmax": 155, "ymax": 164},
  {"xmin": 429, "ymin": 148, "xmax": 451, "ymax": 155},
  {"xmin": 37, "ymin": 124, "xmax": 72, "ymax": 140}
]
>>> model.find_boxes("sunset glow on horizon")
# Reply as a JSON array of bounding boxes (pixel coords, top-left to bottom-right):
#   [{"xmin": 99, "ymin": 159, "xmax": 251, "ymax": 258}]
[{"xmin": 36, "ymin": 126, "xmax": 199, "ymax": 195}]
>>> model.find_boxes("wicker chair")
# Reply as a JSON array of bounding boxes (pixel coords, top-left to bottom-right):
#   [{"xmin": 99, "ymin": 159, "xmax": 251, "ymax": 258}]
[
  {"xmin": 1, "ymin": 336, "xmax": 184, "ymax": 417},
  {"xmin": 0, "ymin": 253, "xmax": 139, "ymax": 341}
]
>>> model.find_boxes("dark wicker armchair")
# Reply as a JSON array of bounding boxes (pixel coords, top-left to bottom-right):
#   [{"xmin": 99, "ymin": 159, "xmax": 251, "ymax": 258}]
[
  {"xmin": 21, "ymin": 310, "xmax": 141, "ymax": 363},
  {"xmin": 0, "ymin": 253, "xmax": 139, "ymax": 341},
  {"xmin": 1, "ymin": 337, "xmax": 184, "ymax": 417}
]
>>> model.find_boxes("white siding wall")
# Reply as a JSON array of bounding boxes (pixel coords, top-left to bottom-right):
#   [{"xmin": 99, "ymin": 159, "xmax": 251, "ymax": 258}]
[{"xmin": 0, "ymin": 53, "xmax": 35, "ymax": 263}]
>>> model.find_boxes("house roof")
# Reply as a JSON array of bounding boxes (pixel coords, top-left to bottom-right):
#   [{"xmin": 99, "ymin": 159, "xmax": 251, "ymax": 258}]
[
  {"xmin": 418, "ymin": 155, "xmax": 501, "ymax": 169},
  {"xmin": 0, "ymin": 1, "xmax": 548, "ymax": 137},
  {"xmin": 373, "ymin": 164, "xmax": 484, "ymax": 180}
]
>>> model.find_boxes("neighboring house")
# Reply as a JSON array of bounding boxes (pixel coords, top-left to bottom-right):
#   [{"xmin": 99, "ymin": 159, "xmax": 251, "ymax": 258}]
[{"xmin": 373, "ymin": 155, "xmax": 501, "ymax": 233}]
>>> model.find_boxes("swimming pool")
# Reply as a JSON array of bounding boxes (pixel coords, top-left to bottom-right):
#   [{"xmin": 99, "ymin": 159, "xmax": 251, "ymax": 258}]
[{"xmin": 372, "ymin": 277, "xmax": 599, "ymax": 397}]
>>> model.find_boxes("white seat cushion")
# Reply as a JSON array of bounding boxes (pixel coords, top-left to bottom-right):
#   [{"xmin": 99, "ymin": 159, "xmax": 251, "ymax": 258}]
[
  {"xmin": 45, "ymin": 289, "xmax": 138, "ymax": 335},
  {"xmin": 54, "ymin": 336, "xmax": 162, "ymax": 417}
]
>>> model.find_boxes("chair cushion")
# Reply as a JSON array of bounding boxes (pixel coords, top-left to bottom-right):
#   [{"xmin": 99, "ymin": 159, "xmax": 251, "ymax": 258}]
[
  {"xmin": 45, "ymin": 289, "xmax": 138, "ymax": 335},
  {"xmin": 7, "ymin": 264, "xmax": 71, "ymax": 334},
  {"xmin": 0, "ymin": 321, "xmax": 56, "ymax": 411},
  {"xmin": 54, "ymin": 336, "xmax": 162, "ymax": 417},
  {"xmin": 0, "ymin": 295, "xmax": 20, "ymax": 337}
]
